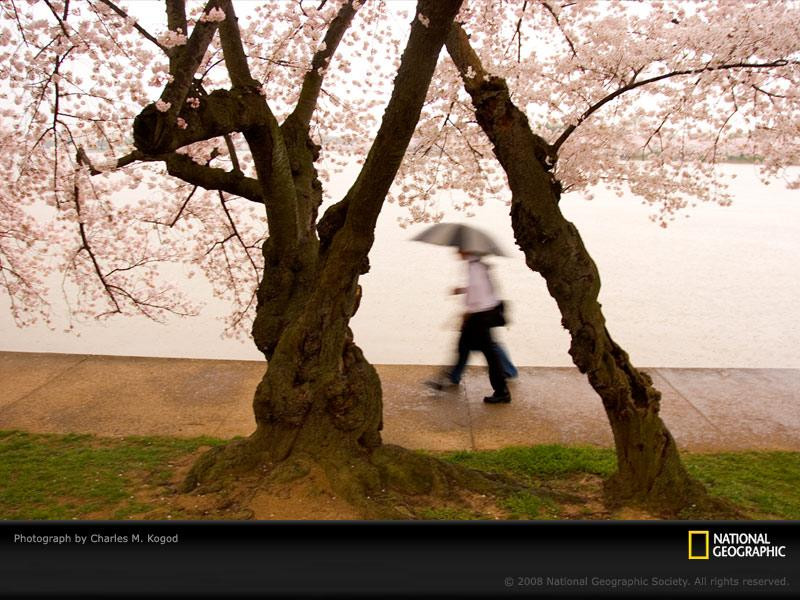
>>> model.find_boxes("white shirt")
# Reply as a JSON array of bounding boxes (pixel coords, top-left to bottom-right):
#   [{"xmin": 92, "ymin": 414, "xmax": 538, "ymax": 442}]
[{"xmin": 465, "ymin": 257, "xmax": 499, "ymax": 313}]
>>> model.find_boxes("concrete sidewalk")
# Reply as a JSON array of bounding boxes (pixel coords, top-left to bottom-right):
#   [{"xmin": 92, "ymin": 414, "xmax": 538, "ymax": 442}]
[{"xmin": 0, "ymin": 351, "xmax": 798, "ymax": 452}]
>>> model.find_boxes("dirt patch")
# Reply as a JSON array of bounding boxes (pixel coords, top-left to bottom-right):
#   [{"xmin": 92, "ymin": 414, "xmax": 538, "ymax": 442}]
[
  {"xmin": 80, "ymin": 447, "xmax": 257, "ymax": 520},
  {"xmin": 612, "ymin": 506, "xmax": 660, "ymax": 520},
  {"xmin": 249, "ymin": 463, "xmax": 361, "ymax": 520},
  {"xmin": 542, "ymin": 474, "xmax": 611, "ymax": 519},
  {"xmin": 533, "ymin": 474, "xmax": 663, "ymax": 520},
  {"xmin": 243, "ymin": 460, "xmax": 508, "ymax": 520}
]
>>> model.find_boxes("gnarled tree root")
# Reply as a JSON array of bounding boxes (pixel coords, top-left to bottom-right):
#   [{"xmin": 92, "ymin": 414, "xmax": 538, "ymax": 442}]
[
  {"xmin": 182, "ymin": 437, "xmax": 744, "ymax": 520},
  {"xmin": 181, "ymin": 437, "xmax": 526, "ymax": 519}
]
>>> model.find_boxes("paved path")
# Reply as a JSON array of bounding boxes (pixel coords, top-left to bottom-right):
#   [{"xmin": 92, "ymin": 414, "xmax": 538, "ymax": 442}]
[{"xmin": 1, "ymin": 351, "xmax": 798, "ymax": 452}]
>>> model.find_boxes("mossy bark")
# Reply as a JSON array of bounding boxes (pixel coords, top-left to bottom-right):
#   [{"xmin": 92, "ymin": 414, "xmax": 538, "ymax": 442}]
[{"xmin": 446, "ymin": 25, "xmax": 709, "ymax": 513}]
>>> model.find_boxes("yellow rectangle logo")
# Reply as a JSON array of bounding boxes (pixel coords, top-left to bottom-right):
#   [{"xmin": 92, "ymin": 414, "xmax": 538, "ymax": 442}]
[{"xmin": 689, "ymin": 530, "xmax": 710, "ymax": 560}]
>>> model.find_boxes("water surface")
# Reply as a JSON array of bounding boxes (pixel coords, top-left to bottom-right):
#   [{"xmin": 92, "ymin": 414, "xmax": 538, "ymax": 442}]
[{"xmin": 1, "ymin": 165, "xmax": 797, "ymax": 368}]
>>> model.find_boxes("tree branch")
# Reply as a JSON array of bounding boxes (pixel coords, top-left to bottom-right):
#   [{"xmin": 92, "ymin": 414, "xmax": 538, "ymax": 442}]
[
  {"xmin": 223, "ymin": 133, "xmax": 242, "ymax": 172},
  {"xmin": 164, "ymin": 153, "xmax": 263, "ymax": 202},
  {"xmin": 71, "ymin": 175, "xmax": 121, "ymax": 314},
  {"xmin": 77, "ymin": 145, "xmax": 263, "ymax": 203},
  {"xmin": 446, "ymin": 21, "xmax": 556, "ymax": 169},
  {"xmin": 502, "ymin": 0, "xmax": 528, "ymax": 62},
  {"xmin": 444, "ymin": 22, "xmax": 490, "ymax": 96},
  {"xmin": 165, "ymin": 0, "xmax": 187, "ymax": 37},
  {"xmin": 290, "ymin": 0, "xmax": 361, "ymax": 128},
  {"xmin": 552, "ymin": 58, "xmax": 793, "ymax": 152},
  {"xmin": 216, "ymin": 0, "xmax": 300, "ymax": 251},
  {"xmin": 42, "ymin": 0, "xmax": 68, "ymax": 37},
  {"xmin": 540, "ymin": 1, "xmax": 577, "ymax": 61},
  {"xmin": 160, "ymin": 1, "xmax": 222, "ymax": 113},
  {"xmin": 144, "ymin": 185, "xmax": 198, "ymax": 227},
  {"xmin": 76, "ymin": 147, "xmax": 143, "ymax": 174},
  {"xmin": 95, "ymin": 0, "xmax": 170, "ymax": 54},
  {"xmin": 218, "ymin": 191, "xmax": 259, "ymax": 276},
  {"xmin": 339, "ymin": 0, "xmax": 464, "ymax": 239},
  {"xmin": 133, "ymin": 87, "xmax": 267, "ymax": 155},
  {"xmin": 217, "ymin": 0, "xmax": 258, "ymax": 88}
]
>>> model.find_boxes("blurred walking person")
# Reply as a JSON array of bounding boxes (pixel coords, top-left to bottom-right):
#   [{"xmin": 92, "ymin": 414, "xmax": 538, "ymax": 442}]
[{"xmin": 426, "ymin": 249, "xmax": 512, "ymax": 403}]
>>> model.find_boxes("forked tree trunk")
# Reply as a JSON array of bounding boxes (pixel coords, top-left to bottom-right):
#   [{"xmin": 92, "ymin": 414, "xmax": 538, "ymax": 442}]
[
  {"xmin": 446, "ymin": 26, "xmax": 708, "ymax": 512},
  {"xmin": 177, "ymin": 108, "xmax": 389, "ymax": 503},
  {"xmin": 248, "ymin": 118, "xmax": 382, "ymax": 461},
  {"xmin": 179, "ymin": 1, "xmax": 509, "ymax": 515}
]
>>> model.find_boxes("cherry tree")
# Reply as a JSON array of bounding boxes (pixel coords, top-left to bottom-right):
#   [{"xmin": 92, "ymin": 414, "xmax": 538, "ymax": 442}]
[
  {"xmin": 421, "ymin": 0, "xmax": 799, "ymax": 511},
  {"xmin": 1, "ymin": 0, "xmax": 798, "ymax": 515},
  {"xmin": 1, "ymin": 0, "xmax": 514, "ymax": 518}
]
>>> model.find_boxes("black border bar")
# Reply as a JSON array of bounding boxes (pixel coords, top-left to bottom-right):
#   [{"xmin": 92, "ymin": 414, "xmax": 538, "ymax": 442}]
[{"xmin": 2, "ymin": 521, "xmax": 797, "ymax": 597}]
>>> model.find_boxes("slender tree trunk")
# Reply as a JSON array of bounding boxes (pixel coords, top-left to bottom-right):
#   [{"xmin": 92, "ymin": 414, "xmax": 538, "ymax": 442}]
[{"xmin": 446, "ymin": 26, "xmax": 708, "ymax": 512}]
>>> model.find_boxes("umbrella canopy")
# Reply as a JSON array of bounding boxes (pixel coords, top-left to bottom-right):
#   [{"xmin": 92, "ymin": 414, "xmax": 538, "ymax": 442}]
[{"xmin": 410, "ymin": 222, "xmax": 508, "ymax": 257}]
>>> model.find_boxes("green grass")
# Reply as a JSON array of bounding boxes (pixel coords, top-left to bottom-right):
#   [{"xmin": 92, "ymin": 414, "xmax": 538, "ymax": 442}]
[
  {"xmin": 502, "ymin": 492, "xmax": 560, "ymax": 520},
  {"xmin": 440, "ymin": 445, "xmax": 800, "ymax": 519},
  {"xmin": 1, "ymin": 431, "xmax": 798, "ymax": 520},
  {"xmin": 0, "ymin": 430, "xmax": 225, "ymax": 520},
  {"xmin": 685, "ymin": 452, "xmax": 800, "ymax": 519},
  {"xmin": 442, "ymin": 445, "xmax": 617, "ymax": 482}
]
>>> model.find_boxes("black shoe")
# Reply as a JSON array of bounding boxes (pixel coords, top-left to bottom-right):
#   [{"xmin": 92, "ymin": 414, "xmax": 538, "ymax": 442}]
[{"xmin": 483, "ymin": 390, "xmax": 511, "ymax": 404}]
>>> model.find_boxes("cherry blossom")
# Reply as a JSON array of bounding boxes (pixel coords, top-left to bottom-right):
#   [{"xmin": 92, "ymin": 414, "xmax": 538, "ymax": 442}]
[
  {"xmin": 0, "ymin": 0, "xmax": 797, "ymax": 338},
  {"xmin": 392, "ymin": 1, "xmax": 800, "ymax": 227},
  {"xmin": 158, "ymin": 28, "xmax": 188, "ymax": 48},
  {"xmin": 198, "ymin": 7, "xmax": 226, "ymax": 24}
]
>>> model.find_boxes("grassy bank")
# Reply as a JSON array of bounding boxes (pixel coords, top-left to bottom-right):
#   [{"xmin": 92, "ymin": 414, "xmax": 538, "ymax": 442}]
[{"xmin": 1, "ymin": 430, "xmax": 797, "ymax": 520}]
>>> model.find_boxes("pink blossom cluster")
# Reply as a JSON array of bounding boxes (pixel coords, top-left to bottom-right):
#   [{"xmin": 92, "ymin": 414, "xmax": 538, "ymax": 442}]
[
  {"xmin": 157, "ymin": 28, "xmax": 187, "ymax": 48},
  {"xmin": 199, "ymin": 7, "xmax": 226, "ymax": 24},
  {"xmin": 0, "ymin": 0, "xmax": 797, "ymax": 336}
]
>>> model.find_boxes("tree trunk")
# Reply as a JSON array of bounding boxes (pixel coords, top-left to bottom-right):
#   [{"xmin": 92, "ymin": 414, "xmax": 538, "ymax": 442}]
[
  {"xmin": 445, "ymin": 27, "xmax": 709, "ymax": 513},
  {"xmin": 181, "ymin": 0, "xmax": 514, "ymax": 517},
  {"xmin": 183, "ymin": 116, "xmax": 387, "ymax": 504},
  {"xmin": 186, "ymin": 199, "xmax": 504, "ymax": 513}
]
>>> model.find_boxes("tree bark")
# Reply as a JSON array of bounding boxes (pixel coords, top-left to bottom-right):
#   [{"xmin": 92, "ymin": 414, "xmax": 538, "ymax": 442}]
[
  {"xmin": 445, "ymin": 24, "xmax": 707, "ymax": 512},
  {"xmin": 180, "ymin": 1, "xmax": 484, "ymax": 514}
]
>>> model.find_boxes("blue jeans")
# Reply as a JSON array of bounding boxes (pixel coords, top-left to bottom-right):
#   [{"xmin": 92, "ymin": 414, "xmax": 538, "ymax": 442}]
[{"xmin": 448, "ymin": 341, "xmax": 517, "ymax": 384}]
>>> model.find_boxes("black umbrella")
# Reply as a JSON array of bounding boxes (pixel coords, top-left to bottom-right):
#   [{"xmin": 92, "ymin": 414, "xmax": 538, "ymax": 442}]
[{"xmin": 410, "ymin": 222, "xmax": 508, "ymax": 257}]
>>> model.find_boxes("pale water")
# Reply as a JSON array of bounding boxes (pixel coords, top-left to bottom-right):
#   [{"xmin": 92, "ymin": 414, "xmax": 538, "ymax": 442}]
[{"xmin": 1, "ymin": 165, "xmax": 798, "ymax": 368}]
